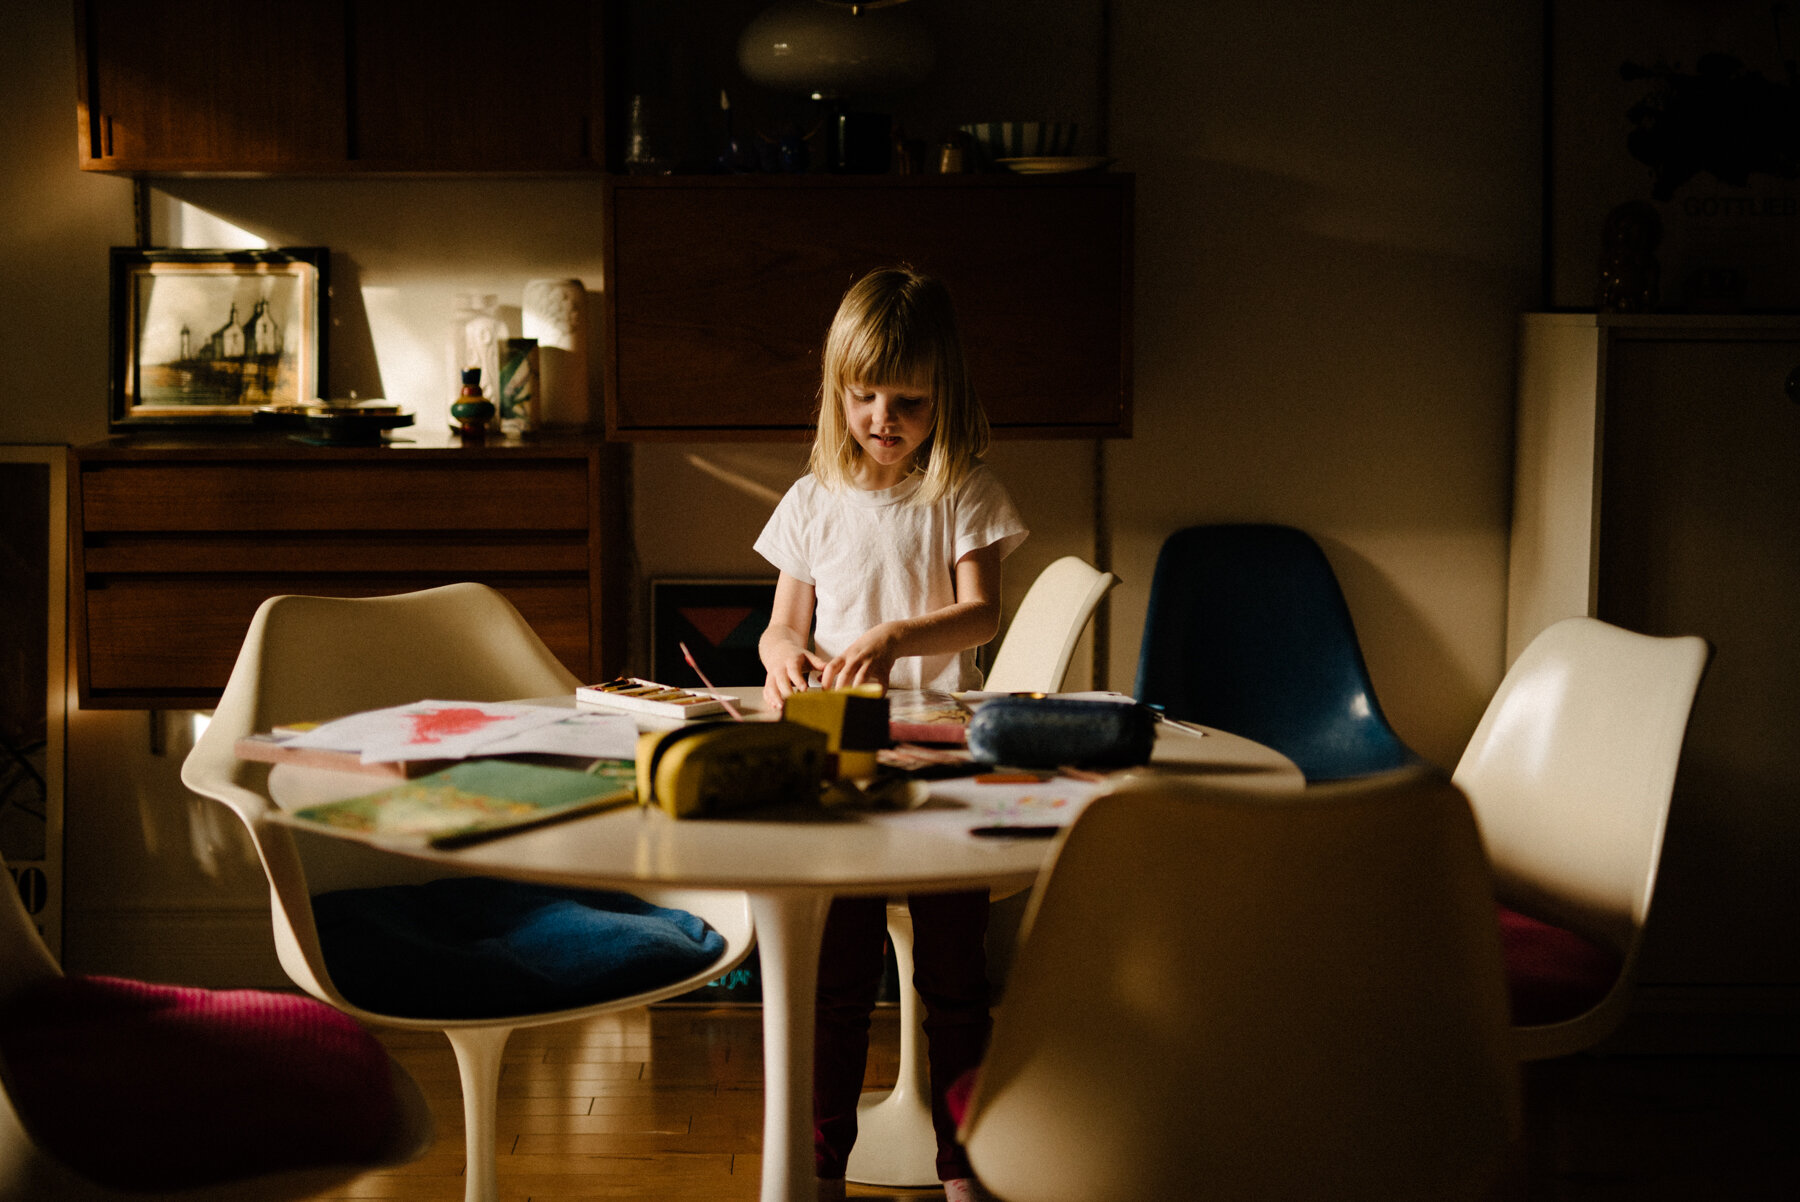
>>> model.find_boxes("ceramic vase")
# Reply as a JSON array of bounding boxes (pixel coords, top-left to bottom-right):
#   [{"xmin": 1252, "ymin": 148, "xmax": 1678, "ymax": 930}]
[{"xmin": 523, "ymin": 278, "xmax": 589, "ymax": 427}]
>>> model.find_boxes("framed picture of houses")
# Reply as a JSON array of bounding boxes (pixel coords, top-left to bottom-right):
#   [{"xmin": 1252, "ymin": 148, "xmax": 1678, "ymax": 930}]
[{"xmin": 108, "ymin": 246, "xmax": 328, "ymax": 428}]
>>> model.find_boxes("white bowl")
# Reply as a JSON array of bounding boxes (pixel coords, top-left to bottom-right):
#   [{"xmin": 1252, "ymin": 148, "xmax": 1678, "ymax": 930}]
[{"xmin": 959, "ymin": 122, "xmax": 1078, "ymax": 167}]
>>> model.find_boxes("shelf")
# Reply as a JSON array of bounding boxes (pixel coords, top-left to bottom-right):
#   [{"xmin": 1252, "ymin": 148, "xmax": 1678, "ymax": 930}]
[{"xmin": 601, "ymin": 173, "xmax": 1134, "ymax": 440}]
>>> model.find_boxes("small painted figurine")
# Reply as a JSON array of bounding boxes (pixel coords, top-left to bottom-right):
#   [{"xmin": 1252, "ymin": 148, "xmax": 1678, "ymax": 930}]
[{"xmin": 450, "ymin": 367, "xmax": 496, "ymax": 440}]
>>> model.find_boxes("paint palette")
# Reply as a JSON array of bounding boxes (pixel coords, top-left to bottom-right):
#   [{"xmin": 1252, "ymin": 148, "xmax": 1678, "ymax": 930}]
[{"xmin": 575, "ymin": 677, "xmax": 732, "ymax": 719}]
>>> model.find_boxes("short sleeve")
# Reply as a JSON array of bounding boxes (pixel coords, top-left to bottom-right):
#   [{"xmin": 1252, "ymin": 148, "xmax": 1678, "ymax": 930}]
[
  {"xmin": 954, "ymin": 466, "xmax": 1029, "ymax": 564},
  {"xmin": 753, "ymin": 478, "xmax": 816, "ymax": 585}
]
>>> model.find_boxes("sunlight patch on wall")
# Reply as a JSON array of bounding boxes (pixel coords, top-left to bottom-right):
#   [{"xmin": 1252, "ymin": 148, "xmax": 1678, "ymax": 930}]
[
  {"xmin": 360, "ymin": 284, "xmax": 450, "ymax": 433},
  {"xmin": 682, "ymin": 452, "xmax": 787, "ymax": 508},
  {"xmin": 162, "ymin": 198, "xmax": 267, "ymax": 250}
]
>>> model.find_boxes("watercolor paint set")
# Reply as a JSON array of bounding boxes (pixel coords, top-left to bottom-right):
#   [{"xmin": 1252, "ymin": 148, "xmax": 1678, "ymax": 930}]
[{"xmin": 575, "ymin": 677, "xmax": 732, "ymax": 719}]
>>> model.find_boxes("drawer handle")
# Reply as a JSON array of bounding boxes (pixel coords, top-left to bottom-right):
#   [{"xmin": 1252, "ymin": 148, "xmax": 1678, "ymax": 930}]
[{"xmin": 1788, "ymin": 365, "xmax": 1800, "ymax": 404}]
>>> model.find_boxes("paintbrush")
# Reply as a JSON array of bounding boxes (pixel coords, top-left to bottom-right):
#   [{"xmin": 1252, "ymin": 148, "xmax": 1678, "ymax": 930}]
[{"xmin": 679, "ymin": 641, "xmax": 744, "ymax": 720}]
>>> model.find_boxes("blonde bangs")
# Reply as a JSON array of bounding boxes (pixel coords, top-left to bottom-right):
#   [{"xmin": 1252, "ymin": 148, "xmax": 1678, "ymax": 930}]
[{"xmin": 810, "ymin": 266, "xmax": 991, "ymax": 503}]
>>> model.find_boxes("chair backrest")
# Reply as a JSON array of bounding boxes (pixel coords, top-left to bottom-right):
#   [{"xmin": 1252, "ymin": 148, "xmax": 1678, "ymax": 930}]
[
  {"xmin": 185, "ymin": 583, "xmax": 580, "ymax": 819},
  {"xmin": 984, "ymin": 555, "xmax": 1117, "ymax": 693},
  {"xmin": 960, "ymin": 771, "xmax": 1518, "ymax": 1202},
  {"xmin": 1133, "ymin": 523, "xmax": 1415, "ymax": 781},
  {"xmin": 180, "ymin": 584, "xmax": 584, "ymax": 1005},
  {"xmin": 1452, "ymin": 616, "xmax": 1711, "ymax": 957}
]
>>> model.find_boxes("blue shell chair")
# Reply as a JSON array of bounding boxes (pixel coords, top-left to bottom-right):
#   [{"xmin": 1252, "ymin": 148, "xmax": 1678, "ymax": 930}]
[{"xmin": 1134, "ymin": 524, "xmax": 1419, "ymax": 781}]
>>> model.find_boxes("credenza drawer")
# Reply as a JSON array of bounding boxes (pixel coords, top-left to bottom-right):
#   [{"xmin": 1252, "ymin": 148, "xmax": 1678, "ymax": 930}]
[
  {"xmin": 83, "ymin": 577, "xmax": 591, "ymax": 699},
  {"xmin": 70, "ymin": 436, "xmax": 625, "ymax": 709},
  {"xmin": 78, "ymin": 460, "xmax": 589, "ymax": 531},
  {"xmin": 79, "ymin": 533, "xmax": 591, "ymax": 575}
]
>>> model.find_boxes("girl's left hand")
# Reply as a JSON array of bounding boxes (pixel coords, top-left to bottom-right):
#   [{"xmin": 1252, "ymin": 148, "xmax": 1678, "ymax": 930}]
[{"xmin": 820, "ymin": 623, "xmax": 901, "ymax": 690}]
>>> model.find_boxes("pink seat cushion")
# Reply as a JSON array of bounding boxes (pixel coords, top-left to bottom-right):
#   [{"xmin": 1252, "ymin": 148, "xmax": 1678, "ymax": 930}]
[
  {"xmin": 0, "ymin": 975, "xmax": 399, "ymax": 1190},
  {"xmin": 1498, "ymin": 905, "xmax": 1623, "ymax": 1027},
  {"xmin": 946, "ymin": 1067, "xmax": 978, "ymax": 1128}
]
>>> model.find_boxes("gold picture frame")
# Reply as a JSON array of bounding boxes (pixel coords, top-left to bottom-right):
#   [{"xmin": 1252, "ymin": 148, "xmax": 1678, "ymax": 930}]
[{"xmin": 109, "ymin": 247, "xmax": 328, "ymax": 428}]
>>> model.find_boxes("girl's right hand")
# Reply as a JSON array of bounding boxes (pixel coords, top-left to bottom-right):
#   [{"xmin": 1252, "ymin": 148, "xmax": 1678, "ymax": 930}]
[{"xmin": 763, "ymin": 648, "xmax": 827, "ymax": 712}]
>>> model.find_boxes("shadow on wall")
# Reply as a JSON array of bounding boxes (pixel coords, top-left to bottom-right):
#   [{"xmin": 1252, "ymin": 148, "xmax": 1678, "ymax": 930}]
[
  {"xmin": 1313, "ymin": 533, "xmax": 1478, "ymax": 771},
  {"xmin": 325, "ymin": 254, "xmax": 386, "ymax": 402},
  {"xmin": 1127, "ymin": 154, "xmax": 1526, "ymax": 502}
]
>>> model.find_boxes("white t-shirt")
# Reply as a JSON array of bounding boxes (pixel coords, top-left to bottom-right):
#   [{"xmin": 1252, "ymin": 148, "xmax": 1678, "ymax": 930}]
[{"xmin": 753, "ymin": 464, "xmax": 1029, "ymax": 691}]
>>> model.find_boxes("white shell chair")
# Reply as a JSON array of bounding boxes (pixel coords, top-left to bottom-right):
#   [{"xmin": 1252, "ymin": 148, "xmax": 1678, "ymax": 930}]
[
  {"xmin": 982, "ymin": 555, "xmax": 1118, "ymax": 696},
  {"xmin": 1, "ymin": 849, "xmax": 435, "ymax": 1202},
  {"xmin": 958, "ymin": 772, "xmax": 1521, "ymax": 1202},
  {"xmin": 180, "ymin": 584, "xmax": 754, "ymax": 1202},
  {"xmin": 1452, "ymin": 616, "xmax": 1711, "ymax": 1060},
  {"xmin": 850, "ymin": 556, "xmax": 1115, "ymax": 1187}
]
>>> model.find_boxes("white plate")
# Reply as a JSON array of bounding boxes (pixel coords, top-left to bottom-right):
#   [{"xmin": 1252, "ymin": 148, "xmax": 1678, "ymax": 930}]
[{"xmin": 997, "ymin": 156, "xmax": 1116, "ymax": 174}]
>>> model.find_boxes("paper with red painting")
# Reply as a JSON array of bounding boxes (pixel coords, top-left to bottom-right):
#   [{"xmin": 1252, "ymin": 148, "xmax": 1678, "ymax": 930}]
[{"xmin": 277, "ymin": 700, "xmax": 615, "ymax": 765}]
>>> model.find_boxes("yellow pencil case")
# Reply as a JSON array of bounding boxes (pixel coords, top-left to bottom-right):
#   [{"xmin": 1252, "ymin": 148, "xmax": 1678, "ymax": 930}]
[{"xmin": 635, "ymin": 721, "xmax": 828, "ymax": 818}]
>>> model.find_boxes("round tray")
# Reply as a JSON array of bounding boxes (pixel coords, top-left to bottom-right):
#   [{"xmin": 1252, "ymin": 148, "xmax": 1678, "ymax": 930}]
[
  {"xmin": 255, "ymin": 406, "xmax": 414, "ymax": 446},
  {"xmin": 996, "ymin": 155, "xmax": 1116, "ymax": 174}
]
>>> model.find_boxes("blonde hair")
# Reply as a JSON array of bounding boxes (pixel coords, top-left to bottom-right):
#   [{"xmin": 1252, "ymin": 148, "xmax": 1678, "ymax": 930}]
[{"xmin": 809, "ymin": 266, "xmax": 990, "ymax": 504}]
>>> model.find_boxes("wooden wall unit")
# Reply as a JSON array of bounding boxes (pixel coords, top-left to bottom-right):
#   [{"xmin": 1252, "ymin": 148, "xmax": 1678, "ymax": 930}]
[
  {"xmin": 1509, "ymin": 313, "xmax": 1800, "ymax": 991},
  {"xmin": 74, "ymin": 0, "xmax": 610, "ymax": 173},
  {"xmin": 602, "ymin": 174, "xmax": 1134, "ymax": 440},
  {"xmin": 70, "ymin": 433, "xmax": 627, "ymax": 709}
]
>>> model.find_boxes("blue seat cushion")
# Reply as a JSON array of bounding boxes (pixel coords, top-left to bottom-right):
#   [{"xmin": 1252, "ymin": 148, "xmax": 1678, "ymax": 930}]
[{"xmin": 311, "ymin": 877, "xmax": 726, "ymax": 1019}]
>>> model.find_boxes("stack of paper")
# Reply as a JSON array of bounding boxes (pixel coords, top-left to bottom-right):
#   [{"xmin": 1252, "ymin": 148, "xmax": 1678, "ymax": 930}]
[{"xmin": 238, "ymin": 700, "xmax": 642, "ymax": 776}]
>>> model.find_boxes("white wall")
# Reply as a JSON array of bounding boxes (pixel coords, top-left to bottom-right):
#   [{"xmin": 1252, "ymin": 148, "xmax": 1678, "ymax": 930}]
[{"xmin": 0, "ymin": 0, "xmax": 1540, "ymax": 982}]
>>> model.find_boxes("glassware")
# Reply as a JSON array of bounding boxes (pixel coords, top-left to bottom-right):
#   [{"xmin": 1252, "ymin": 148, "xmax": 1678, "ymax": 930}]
[{"xmin": 450, "ymin": 294, "xmax": 507, "ymax": 425}]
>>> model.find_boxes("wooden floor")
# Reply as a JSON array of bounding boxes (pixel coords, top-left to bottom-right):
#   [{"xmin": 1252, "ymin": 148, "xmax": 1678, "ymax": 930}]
[
  {"xmin": 316, "ymin": 1005, "xmax": 930, "ymax": 1202},
  {"xmin": 1515, "ymin": 1017, "xmax": 1800, "ymax": 1202},
  {"xmin": 310, "ymin": 1005, "xmax": 1798, "ymax": 1202}
]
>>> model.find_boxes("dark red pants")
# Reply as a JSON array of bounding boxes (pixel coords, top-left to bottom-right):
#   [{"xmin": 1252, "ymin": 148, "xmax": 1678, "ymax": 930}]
[{"xmin": 813, "ymin": 890, "xmax": 991, "ymax": 1182}]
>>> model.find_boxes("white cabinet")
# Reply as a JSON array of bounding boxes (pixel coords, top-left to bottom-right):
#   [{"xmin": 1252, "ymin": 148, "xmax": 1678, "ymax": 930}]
[{"xmin": 1510, "ymin": 314, "xmax": 1800, "ymax": 990}]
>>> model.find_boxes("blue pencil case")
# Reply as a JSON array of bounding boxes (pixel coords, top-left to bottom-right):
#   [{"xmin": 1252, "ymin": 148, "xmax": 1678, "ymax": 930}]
[{"xmin": 964, "ymin": 697, "xmax": 1157, "ymax": 769}]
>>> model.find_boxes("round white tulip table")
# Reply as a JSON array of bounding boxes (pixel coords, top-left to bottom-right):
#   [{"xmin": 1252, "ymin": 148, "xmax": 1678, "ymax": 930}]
[{"xmin": 267, "ymin": 690, "xmax": 1302, "ymax": 1202}]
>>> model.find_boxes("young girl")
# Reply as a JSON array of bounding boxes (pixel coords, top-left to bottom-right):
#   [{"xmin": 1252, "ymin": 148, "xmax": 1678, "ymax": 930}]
[{"xmin": 755, "ymin": 266, "xmax": 1027, "ymax": 1202}]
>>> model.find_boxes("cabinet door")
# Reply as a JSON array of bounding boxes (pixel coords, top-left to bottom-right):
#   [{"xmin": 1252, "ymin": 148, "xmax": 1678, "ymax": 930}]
[
  {"xmin": 77, "ymin": 0, "xmax": 347, "ymax": 171},
  {"xmin": 602, "ymin": 177, "xmax": 1133, "ymax": 439},
  {"xmin": 348, "ymin": 0, "xmax": 605, "ymax": 170},
  {"xmin": 1598, "ymin": 330, "xmax": 1800, "ymax": 987}
]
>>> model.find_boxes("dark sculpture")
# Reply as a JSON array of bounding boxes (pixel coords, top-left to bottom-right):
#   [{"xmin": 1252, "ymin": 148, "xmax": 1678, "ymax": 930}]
[{"xmin": 1623, "ymin": 51, "xmax": 1800, "ymax": 201}]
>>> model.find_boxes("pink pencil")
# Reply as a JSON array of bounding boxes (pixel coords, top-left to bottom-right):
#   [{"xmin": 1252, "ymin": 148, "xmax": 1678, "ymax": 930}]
[{"xmin": 679, "ymin": 642, "xmax": 744, "ymax": 720}]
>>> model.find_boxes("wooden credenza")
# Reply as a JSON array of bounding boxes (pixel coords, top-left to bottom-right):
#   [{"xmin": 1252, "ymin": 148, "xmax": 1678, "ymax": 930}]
[{"xmin": 69, "ymin": 432, "xmax": 627, "ymax": 709}]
